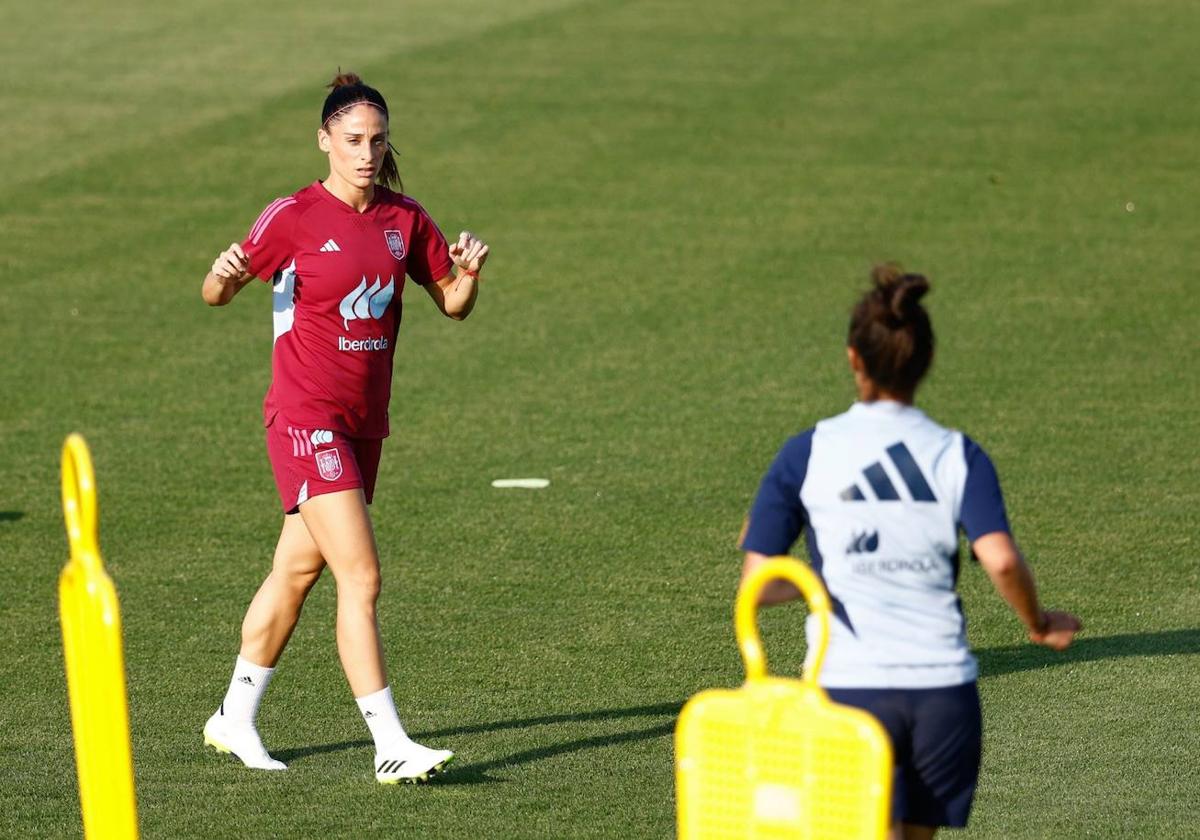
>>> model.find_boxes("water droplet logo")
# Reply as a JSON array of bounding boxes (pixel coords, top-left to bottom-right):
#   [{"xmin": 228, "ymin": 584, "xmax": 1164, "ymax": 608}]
[{"xmin": 339, "ymin": 276, "xmax": 395, "ymax": 329}]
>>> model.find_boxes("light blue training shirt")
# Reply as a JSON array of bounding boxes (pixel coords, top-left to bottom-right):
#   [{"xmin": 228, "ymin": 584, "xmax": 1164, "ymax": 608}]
[{"xmin": 741, "ymin": 401, "xmax": 1010, "ymax": 689}]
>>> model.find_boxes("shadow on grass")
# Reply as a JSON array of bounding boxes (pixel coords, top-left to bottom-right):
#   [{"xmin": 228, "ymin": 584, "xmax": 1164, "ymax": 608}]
[
  {"xmin": 421, "ymin": 700, "xmax": 684, "ymax": 739},
  {"xmin": 274, "ymin": 739, "xmax": 372, "ymax": 764},
  {"xmin": 437, "ymin": 720, "xmax": 677, "ymax": 785},
  {"xmin": 275, "ymin": 700, "xmax": 684, "ymax": 784},
  {"xmin": 0, "ymin": 511, "xmax": 24, "ymax": 523},
  {"xmin": 977, "ymin": 629, "xmax": 1200, "ymax": 678}
]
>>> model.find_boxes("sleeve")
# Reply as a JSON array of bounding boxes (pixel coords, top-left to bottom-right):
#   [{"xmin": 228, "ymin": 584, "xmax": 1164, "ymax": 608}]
[
  {"xmin": 959, "ymin": 434, "xmax": 1011, "ymax": 542},
  {"xmin": 239, "ymin": 197, "xmax": 298, "ymax": 282},
  {"xmin": 739, "ymin": 430, "xmax": 813, "ymax": 556},
  {"xmin": 405, "ymin": 202, "xmax": 453, "ymax": 286}
]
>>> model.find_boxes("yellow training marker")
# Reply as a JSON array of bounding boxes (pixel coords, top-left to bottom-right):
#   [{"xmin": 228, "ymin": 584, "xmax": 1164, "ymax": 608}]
[
  {"xmin": 675, "ymin": 558, "xmax": 891, "ymax": 840},
  {"xmin": 59, "ymin": 434, "xmax": 139, "ymax": 840}
]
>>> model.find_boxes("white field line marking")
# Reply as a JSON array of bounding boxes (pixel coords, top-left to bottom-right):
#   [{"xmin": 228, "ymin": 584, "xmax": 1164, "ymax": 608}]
[{"xmin": 491, "ymin": 478, "xmax": 550, "ymax": 489}]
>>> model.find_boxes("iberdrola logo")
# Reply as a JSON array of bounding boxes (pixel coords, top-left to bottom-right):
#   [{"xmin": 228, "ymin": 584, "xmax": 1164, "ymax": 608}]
[{"xmin": 339, "ymin": 276, "xmax": 395, "ymax": 329}]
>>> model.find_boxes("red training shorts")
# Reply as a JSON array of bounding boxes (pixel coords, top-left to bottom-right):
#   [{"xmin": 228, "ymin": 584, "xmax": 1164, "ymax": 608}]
[{"xmin": 265, "ymin": 418, "xmax": 383, "ymax": 513}]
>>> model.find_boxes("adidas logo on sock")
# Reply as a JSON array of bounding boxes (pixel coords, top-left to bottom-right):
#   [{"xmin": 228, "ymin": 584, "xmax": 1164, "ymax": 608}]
[
  {"xmin": 237, "ymin": 676, "xmax": 255, "ymax": 686},
  {"xmin": 363, "ymin": 710, "xmax": 377, "ymax": 719},
  {"xmin": 319, "ymin": 239, "xmax": 341, "ymax": 253}
]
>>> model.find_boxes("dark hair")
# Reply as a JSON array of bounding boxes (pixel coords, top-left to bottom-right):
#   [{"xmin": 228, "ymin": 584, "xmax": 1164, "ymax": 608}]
[
  {"xmin": 320, "ymin": 72, "xmax": 402, "ymax": 191},
  {"xmin": 847, "ymin": 263, "xmax": 934, "ymax": 396}
]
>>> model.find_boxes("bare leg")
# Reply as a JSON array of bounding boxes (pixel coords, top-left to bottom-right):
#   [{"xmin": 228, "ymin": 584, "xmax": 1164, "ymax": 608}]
[
  {"xmin": 239, "ymin": 512, "xmax": 326, "ymax": 666},
  {"xmin": 294, "ymin": 489, "xmax": 454, "ymax": 782},
  {"xmin": 204, "ymin": 515, "xmax": 322, "ymax": 771},
  {"xmin": 296, "ymin": 488, "xmax": 387, "ymax": 696}
]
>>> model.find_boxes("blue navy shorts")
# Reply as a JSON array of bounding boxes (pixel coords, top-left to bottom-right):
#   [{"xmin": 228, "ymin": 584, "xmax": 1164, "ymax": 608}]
[{"xmin": 826, "ymin": 681, "xmax": 981, "ymax": 828}]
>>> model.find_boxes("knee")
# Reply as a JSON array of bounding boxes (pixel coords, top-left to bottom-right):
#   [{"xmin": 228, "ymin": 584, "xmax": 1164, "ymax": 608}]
[{"xmin": 335, "ymin": 561, "xmax": 381, "ymax": 605}]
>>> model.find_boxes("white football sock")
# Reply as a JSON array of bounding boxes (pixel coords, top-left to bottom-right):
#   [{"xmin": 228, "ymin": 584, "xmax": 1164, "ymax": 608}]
[
  {"xmin": 355, "ymin": 685, "xmax": 411, "ymax": 750},
  {"xmin": 219, "ymin": 655, "xmax": 275, "ymax": 723}
]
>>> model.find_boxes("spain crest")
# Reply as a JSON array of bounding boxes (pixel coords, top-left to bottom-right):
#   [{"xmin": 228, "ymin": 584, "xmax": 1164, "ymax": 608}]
[
  {"xmin": 315, "ymin": 448, "xmax": 344, "ymax": 481},
  {"xmin": 384, "ymin": 229, "xmax": 406, "ymax": 260}
]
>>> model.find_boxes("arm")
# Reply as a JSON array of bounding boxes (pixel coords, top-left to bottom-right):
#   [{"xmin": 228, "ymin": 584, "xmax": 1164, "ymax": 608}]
[
  {"xmin": 973, "ymin": 531, "xmax": 1081, "ymax": 649},
  {"xmin": 423, "ymin": 271, "xmax": 479, "ymax": 321},
  {"xmin": 737, "ymin": 433, "xmax": 813, "ymax": 605},
  {"xmin": 201, "ymin": 242, "xmax": 254, "ymax": 306},
  {"xmin": 423, "ymin": 230, "xmax": 489, "ymax": 320},
  {"xmin": 742, "ymin": 549, "xmax": 805, "ymax": 606}
]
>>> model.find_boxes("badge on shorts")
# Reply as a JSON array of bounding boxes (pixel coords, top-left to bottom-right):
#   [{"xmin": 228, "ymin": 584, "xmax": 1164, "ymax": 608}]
[
  {"xmin": 315, "ymin": 448, "xmax": 344, "ymax": 481},
  {"xmin": 384, "ymin": 230, "xmax": 406, "ymax": 260}
]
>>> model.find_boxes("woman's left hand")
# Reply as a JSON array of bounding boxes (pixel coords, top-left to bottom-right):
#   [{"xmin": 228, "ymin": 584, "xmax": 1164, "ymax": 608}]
[{"xmin": 449, "ymin": 230, "xmax": 489, "ymax": 276}]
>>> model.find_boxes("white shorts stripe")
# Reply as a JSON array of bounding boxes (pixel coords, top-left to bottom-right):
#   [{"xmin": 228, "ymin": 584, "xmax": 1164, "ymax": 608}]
[{"xmin": 286, "ymin": 425, "xmax": 319, "ymax": 457}]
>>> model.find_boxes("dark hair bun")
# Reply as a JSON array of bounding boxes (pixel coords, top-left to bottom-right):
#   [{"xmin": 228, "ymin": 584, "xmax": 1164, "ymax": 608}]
[
  {"xmin": 871, "ymin": 263, "xmax": 929, "ymax": 322},
  {"xmin": 328, "ymin": 71, "xmax": 364, "ymax": 90}
]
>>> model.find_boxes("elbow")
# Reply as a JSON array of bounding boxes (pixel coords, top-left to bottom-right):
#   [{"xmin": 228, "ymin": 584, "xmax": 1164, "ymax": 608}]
[
  {"xmin": 201, "ymin": 275, "xmax": 230, "ymax": 306},
  {"xmin": 982, "ymin": 549, "xmax": 1024, "ymax": 581},
  {"xmin": 443, "ymin": 305, "xmax": 472, "ymax": 321},
  {"xmin": 201, "ymin": 288, "xmax": 227, "ymax": 306}
]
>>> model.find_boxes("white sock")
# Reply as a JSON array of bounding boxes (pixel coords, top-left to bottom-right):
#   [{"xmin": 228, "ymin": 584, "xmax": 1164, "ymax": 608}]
[
  {"xmin": 219, "ymin": 655, "xmax": 275, "ymax": 724},
  {"xmin": 355, "ymin": 685, "xmax": 411, "ymax": 751}
]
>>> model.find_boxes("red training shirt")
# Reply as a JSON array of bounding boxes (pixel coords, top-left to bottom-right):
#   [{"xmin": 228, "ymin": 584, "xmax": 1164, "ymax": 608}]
[{"xmin": 240, "ymin": 181, "xmax": 453, "ymax": 439}]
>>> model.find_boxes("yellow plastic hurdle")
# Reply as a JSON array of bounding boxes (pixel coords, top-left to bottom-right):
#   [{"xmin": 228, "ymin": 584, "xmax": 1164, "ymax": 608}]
[
  {"xmin": 59, "ymin": 434, "xmax": 139, "ymax": 840},
  {"xmin": 675, "ymin": 557, "xmax": 892, "ymax": 840}
]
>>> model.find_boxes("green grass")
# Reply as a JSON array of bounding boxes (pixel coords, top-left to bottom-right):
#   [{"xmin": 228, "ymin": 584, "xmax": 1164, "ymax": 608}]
[{"xmin": 2, "ymin": 0, "xmax": 1198, "ymax": 836}]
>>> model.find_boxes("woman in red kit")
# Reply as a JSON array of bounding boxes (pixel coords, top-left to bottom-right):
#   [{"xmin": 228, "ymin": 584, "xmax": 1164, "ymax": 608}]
[{"xmin": 200, "ymin": 72, "xmax": 488, "ymax": 784}]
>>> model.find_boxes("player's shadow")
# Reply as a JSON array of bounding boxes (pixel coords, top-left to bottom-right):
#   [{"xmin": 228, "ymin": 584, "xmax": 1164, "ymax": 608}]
[
  {"xmin": 977, "ymin": 629, "xmax": 1200, "ymax": 678},
  {"xmin": 274, "ymin": 700, "xmax": 683, "ymax": 784},
  {"xmin": 0, "ymin": 511, "xmax": 24, "ymax": 523}
]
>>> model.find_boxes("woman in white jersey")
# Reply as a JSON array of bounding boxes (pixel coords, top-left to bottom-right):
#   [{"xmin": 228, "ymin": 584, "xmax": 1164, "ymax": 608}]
[
  {"xmin": 740, "ymin": 265, "xmax": 1080, "ymax": 838},
  {"xmin": 199, "ymin": 73, "xmax": 488, "ymax": 784}
]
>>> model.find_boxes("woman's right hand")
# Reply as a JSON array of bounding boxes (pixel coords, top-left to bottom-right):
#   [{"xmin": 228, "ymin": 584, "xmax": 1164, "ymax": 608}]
[
  {"xmin": 1029, "ymin": 610, "xmax": 1082, "ymax": 650},
  {"xmin": 211, "ymin": 242, "xmax": 250, "ymax": 281},
  {"xmin": 202, "ymin": 242, "xmax": 254, "ymax": 305}
]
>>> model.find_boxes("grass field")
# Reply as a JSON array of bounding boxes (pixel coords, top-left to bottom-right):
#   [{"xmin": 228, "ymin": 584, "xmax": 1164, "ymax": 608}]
[{"xmin": 2, "ymin": 0, "xmax": 1198, "ymax": 837}]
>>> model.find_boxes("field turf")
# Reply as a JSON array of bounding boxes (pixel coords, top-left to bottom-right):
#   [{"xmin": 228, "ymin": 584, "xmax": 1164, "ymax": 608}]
[{"xmin": 1, "ymin": 0, "xmax": 1197, "ymax": 837}]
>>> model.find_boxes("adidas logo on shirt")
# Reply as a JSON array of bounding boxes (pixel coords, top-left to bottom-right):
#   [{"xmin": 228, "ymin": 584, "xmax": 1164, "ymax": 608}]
[
  {"xmin": 840, "ymin": 441, "xmax": 938, "ymax": 503},
  {"xmin": 319, "ymin": 239, "xmax": 341, "ymax": 252}
]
